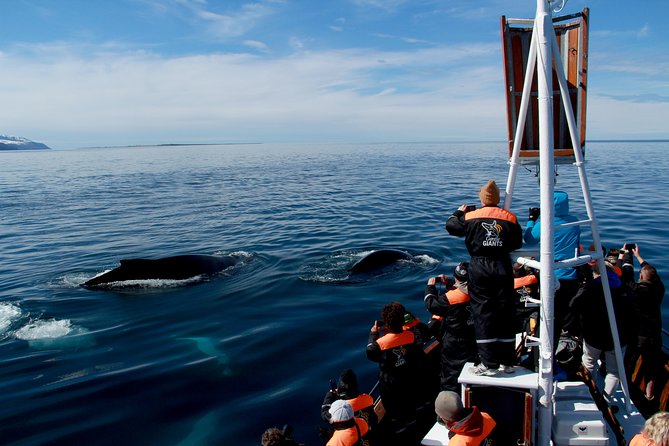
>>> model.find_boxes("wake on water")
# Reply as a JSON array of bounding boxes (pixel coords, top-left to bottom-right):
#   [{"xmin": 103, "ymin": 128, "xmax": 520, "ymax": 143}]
[{"xmin": 0, "ymin": 302, "xmax": 94, "ymax": 349}]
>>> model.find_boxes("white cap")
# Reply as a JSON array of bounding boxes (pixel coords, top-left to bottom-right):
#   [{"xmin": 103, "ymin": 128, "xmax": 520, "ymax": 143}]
[{"xmin": 329, "ymin": 399, "xmax": 354, "ymax": 423}]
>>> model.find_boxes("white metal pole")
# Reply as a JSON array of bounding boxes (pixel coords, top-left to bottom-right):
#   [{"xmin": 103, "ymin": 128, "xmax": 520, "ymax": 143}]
[
  {"xmin": 553, "ymin": 32, "xmax": 632, "ymax": 412},
  {"xmin": 550, "ymin": 32, "xmax": 632, "ymax": 412},
  {"xmin": 536, "ymin": 0, "xmax": 555, "ymax": 444}
]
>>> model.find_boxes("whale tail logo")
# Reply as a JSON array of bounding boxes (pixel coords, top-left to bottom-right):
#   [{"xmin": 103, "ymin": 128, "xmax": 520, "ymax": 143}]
[{"xmin": 481, "ymin": 220, "xmax": 503, "ymax": 247}]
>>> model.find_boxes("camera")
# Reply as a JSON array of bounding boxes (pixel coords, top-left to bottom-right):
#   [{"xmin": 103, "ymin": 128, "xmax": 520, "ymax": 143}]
[
  {"xmin": 528, "ymin": 207, "xmax": 541, "ymax": 221},
  {"xmin": 626, "ymin": 243, "xmax": 636, "ymax": 251},
  {"xmin": 464, "ymin": 205, "xmax": 476, "ymax": 213}
]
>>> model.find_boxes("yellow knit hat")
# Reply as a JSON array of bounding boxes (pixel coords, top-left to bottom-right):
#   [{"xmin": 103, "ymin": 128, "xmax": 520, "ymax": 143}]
[{"xmin": 479, "ymin": 179, "xmax": 500, "ymax": 206}]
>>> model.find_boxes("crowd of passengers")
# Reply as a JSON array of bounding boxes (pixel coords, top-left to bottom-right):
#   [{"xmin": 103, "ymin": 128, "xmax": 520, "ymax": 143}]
[{"xmin": 262, "ymin": 180, "xmax": 666, "ymax": 446}]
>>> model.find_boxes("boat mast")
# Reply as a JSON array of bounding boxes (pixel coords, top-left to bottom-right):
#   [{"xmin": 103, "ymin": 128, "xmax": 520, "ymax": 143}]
[
  {"xmin": 504, "ymin": 1, "xmax": 633, "ymax": 444},
  {"xmin": 503, "ymin": 3, "xmax": 558, "ymax": 442},
  {"xmin": 535, "ymin": 1, "xmax": 557, "ymax": 443}
]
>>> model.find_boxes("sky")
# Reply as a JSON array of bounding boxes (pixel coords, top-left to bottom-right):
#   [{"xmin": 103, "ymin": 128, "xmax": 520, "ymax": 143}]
[{"xmin": 1, "ymin": 0, "xmax": 668, "ymax": 149}]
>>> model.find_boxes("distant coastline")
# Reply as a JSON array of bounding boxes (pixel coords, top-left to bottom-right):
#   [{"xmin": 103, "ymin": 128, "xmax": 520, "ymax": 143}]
[
  {"xmin": 79, "ymin": 142, "xmax": 263, "ymax": 149},
  {"xmin": 0, "ymin": 134, "xmax": 50, "ymax": 151}
]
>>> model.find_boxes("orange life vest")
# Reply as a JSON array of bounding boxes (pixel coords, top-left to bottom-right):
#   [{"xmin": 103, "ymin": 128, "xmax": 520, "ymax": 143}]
[
  {"xmin": 326, "ymin": 418, "xmax": 369, "ymax": 446},
  {"xmin": 465, "ymin": 206, "xmax": 518, "ymax": 224},
  {"xmin": 376, "ymin": 330, "xmax": 414, "ymax": 350},
  {"xmin": 514, "ymin": 274, "xmax": 538, "ymax": 289},
  {"xmin": 449, "ymin": 412, "xmax": 496, "ymax": 446},
  {"xmin": 346, "ymin": 394, "xmax": 374, "ymax": 412},
  {"xmin": 446, "ymin": 287, "xmax": 469, "ymax": 305},
  {"xmin": 403, "ymin": 317, "xmax": 422, "ymax": 331}
]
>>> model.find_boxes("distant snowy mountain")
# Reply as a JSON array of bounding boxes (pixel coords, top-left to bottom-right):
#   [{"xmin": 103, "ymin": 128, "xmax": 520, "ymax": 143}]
[{"xmin": 0, "ymin": 134, "xmax": 50, "ymax": 150}]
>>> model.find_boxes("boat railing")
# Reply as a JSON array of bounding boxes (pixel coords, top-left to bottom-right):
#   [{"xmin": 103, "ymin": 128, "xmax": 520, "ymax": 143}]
[{"xmin": 514, "ymin": 249, "xmax": 603, "ymax": 273}]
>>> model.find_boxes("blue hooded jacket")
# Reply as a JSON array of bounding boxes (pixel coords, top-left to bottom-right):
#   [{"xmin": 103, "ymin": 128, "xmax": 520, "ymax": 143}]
[{"xmin": 524, "ymin": 191, "xmax": 580, "ymax": 280}]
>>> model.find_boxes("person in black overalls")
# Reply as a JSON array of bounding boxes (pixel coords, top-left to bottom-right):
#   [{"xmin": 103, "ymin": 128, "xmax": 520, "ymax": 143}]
[
  {"xmin": 424, "ymin": 262, "xmax": 478, "ymax": 392},
  {"xmin": 366, "ymin": 302, "xmax": 427, "ymax": 430},
  {"xmin": 446, "ymin": 179, "xmax": 523, "ymax": 376}
]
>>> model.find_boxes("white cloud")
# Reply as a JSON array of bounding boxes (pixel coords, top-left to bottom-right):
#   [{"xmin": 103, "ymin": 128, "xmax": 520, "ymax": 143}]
[
  {"xmin": 637, "ymin": 23, "xmax": 650, "ymax": 39},
  {"xmin": 0, "ymin": 41, "xmax": 505, "ymax": 147},
  {"xmin": 243, "ymin": 40, "xmax": 270, "ymax": 52},
  {"xmin": 195, "ymin": 3, "xmax": 275, "ymax": 39},
  {"xmin": 350, "ymin": 0, "xmax": 409, "ymax": 13},
  {"xmin": 289, "ymin": 37, "xmax": 305, "ymax": 50},
  {"xmin": 588, "ymin": 97, "xmax": 669, "ymax": 139},
  {"xmin": 148, "ymin": 0, "xmax": 282, "ymax": 41}
]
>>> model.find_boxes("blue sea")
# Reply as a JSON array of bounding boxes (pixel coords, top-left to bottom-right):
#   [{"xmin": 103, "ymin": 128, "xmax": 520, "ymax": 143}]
[{"xmin": 1, "ymin": 141, "xmax": 667, "ymax": 445}]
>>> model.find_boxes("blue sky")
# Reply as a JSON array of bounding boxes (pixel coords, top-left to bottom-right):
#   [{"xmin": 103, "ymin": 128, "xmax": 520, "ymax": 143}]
[{"xmin": 1, "ymin": 0, "xmax": 667, "ymax": 148}]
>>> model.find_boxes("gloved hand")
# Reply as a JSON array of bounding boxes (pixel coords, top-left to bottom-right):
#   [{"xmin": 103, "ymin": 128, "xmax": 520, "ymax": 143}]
[
  {"xmin": 529, "ymin": 207, "xmax": 540, "ymax": 222},
  {"xmin": 427, "ymin": 274, "xmax": 450, "ymax": 286}
]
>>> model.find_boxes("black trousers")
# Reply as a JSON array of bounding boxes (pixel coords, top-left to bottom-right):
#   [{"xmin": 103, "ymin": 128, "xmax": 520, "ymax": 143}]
[{"xmin": 468, "ymin": 256, "xmax": 517, "ymax": 368}]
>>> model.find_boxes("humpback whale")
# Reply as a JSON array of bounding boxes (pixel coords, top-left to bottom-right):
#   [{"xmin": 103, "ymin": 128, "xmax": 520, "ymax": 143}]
[
  {"xmin": 83, "ymin": 254, "xmax": 240, "ymax": 287},
  {"xmin": 349, "ymin": 249, "xmax": 413, "ymax": 274}
]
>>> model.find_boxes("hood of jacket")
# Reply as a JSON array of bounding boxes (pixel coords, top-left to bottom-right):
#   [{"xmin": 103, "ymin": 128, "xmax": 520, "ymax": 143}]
[
  {"xmin": 554, "ymin": 191, "xmax": 570, "ymax": 217},
  {"xmin": 448, "ymin": 407, "xmax": 484, "ymax": 437}
]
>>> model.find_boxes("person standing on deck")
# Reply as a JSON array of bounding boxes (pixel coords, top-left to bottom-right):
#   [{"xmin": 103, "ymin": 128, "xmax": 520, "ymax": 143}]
[
  {"xmin": 569, "ymin": 263, "xmax": 633, "ymax": 402},
  {"xmin": 423, "ymin": 262, "xmax": 478, "ymax": 392},
  {"xmin": 321, "ymin": 368, "xmax": 378, "ymax": 440},
  {"xmin": 446, "ymin": 179, "xmax": 523, "ymax": 376},
  {"xmin": 627, "ymin": 244, "xmax": 665, "ymax": 401},
  {"xmin": 523, "ymin": 191, "xmax": 581, "ymax": 339},
  {"xmin": 366, "ymin": 302, "xmax": 429, "ymax": 428}
]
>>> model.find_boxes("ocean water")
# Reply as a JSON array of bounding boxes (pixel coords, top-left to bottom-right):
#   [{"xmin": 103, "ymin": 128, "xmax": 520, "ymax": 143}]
[{"xmin": 1, "ymin": 141, "xmax": 667, "ymax": 445}]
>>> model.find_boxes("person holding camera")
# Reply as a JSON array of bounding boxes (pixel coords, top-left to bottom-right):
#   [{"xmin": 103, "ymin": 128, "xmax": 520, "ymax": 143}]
[
  {"xmin": 523, "ymin": 190, "xmax": 581, "ymax": 340},
  {"xmin": 445, "ymin": 179, "xmax": 523, "ymax": 376},
  {"xmin": 569, "ymin": 260, "xmax": 633, "ymax": 403},
  {"xmin": 627, "ymin": 244, "xmax": 665, "ymax": 400},
  {"xmin": 325, "ymin": 399, "xmax": 369, "ymax": 446},
  {"xmin": 424, "ymin": 263, "xmax": 478, "ymax": 392},
  {"xmin": 366, "ymin": 302, "xmax": 429, "ymax": 429},
  {"xmin": 321, "ymin": 368, "xmax": 378, "ymax": 438}
]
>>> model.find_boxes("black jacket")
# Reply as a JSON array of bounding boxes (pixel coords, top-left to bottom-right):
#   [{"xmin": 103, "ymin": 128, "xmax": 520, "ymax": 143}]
[
  {"xmin": 424, "ymin": 280, "xmax": 475, "ymax": 345},
  {"xmin": 633, "ymin": 262, "xmax": 665, "ymax": 347},
  {"xmin": 446, "ymin": 206, "xmax": 522, "ymax": 259},
  {"xmin": 570, "ymin": 270, "xmax": 632, "ymax": 350}
]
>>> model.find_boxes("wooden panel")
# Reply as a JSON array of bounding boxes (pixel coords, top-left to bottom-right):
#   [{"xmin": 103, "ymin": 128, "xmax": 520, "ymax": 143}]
[{"xmin": 501, "ymin": 9, "xmax": 589, "ymax": 164}]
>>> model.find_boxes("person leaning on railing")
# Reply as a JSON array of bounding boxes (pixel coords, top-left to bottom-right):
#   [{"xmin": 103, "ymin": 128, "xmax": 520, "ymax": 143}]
[{"xmin": 625, "ymin": 244, "xmax": 666, "ymax": 401}]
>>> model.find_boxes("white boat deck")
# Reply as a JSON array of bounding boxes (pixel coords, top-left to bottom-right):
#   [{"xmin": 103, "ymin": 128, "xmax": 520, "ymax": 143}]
[
  {"xmin": 457, "ymin": 362, "xmax": 539, "ymax": 390},
  {"xmin": 421, "ymin": 363, "xmax": 645, "ymax": 446}
]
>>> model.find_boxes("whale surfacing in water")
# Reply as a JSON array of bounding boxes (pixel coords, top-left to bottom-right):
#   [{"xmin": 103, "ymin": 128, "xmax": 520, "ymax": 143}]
[
  {"xmin": 83, "ymin": 254, "xmax": 240, "ymax": 287},
  {"xmin": 349, "ymin": 249, "xmax": 413, "ymax": 274}
]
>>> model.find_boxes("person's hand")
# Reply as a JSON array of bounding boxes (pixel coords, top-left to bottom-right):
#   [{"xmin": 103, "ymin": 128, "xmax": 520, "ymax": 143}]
[
  {"xmin": 458, "ymin": 204, "xmax": 469, "ymax": 212},
  {"xmin": 529, "ymin": 207, "xmax": 540, "ymax": 222},
  {"xmin": 371, "ymin": 320, "xmax": 379, "ymax": 334}
]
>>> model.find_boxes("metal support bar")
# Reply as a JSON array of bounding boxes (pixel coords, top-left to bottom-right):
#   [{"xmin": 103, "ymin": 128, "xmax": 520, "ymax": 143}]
[
  {"xmin": 525, "ymin": 336, "xmax": 541, "ymax": 347},
  {"xmin": 550, "ymin": 20, "xmax": 633, "ymax": 414}
]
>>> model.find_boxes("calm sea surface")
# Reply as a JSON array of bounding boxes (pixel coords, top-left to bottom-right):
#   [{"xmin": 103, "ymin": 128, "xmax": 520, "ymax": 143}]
[{"xmin": 1, "ymin": 141, "xmax": 667, "ymax": 445}]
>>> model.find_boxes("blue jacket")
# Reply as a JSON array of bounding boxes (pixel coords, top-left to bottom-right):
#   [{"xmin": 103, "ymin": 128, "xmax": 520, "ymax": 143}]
[{"xmin": 524, "ymin": 191, "xmax": 580, "ymax": 280}]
